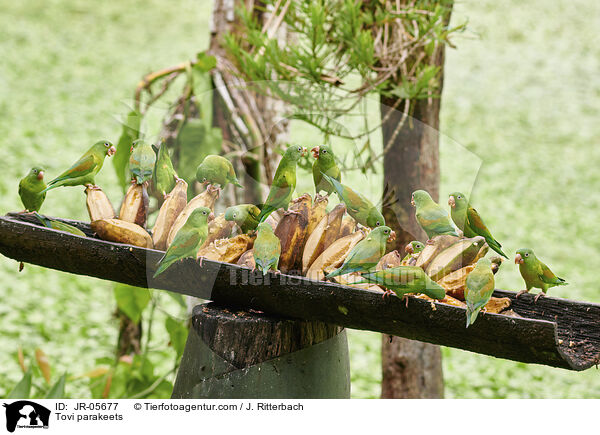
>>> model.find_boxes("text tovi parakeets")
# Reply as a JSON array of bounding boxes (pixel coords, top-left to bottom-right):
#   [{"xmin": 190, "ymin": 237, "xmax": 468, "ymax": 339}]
[
  {"xmin": 311, "ymin": 145, "xmax": 341, "ymax": 195},
  {"xmin": 449, "ymin": 192, "xmax": 507, "ymax": 258},
  {"xmin": 355, "ymin": 266, "xmax": 446, "ymax": 301},
  {"xmin": 196, "ymin": 155, "xmax": 243, "ymax": 189},
  {"xmin": 515, "ymin": 248, "xmax": 567, "ymax": 302},
  {"xmin": 225, "ymin": 204, "xmax": 261, "ymax": 234},
  {"xmin": 464, "ymin": 258, "xmax": 495, "ymax": 327},
  {"xmin": 129, "ymin": 140, "xmax": 156, "ymax": 185},
  {"xmin": 19, "ymin": 167, "xmax": 46, "ymax": 212},
  {"xmin": 321, "ymin": 173, "xmax": 385, "ymax": 228},
  {"xmin": 253, "ymin": 222, "xmax": 281, "ymax": 275},
  {"xmin": 257, "ymin": 145, "xmax": 307, "ymax": 222},
  {"xmin": 327, "ymin": 226, "xmax": 395, "ymax": 278},
  {"xmin": 153, "ymin": 207, "xmax": 211, "ymax": 277},
  {"xmin": 411, "ymin": 190, "xmax": 458, "ymax": 239},
  {"xmin": 43, "ymin": 141, "xmax": 116, "ymax": 192}
]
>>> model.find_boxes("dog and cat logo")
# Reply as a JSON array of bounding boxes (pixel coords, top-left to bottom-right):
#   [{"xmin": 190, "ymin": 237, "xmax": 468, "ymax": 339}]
[{"xmin": 2, "ymin": 401, "xmax": 50, "ymax": 432}]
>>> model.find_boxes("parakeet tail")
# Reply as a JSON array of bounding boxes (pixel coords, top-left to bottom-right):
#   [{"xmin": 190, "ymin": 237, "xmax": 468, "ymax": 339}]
[
  {"xmin": 466, "ymin": 305, "xmax": 479, "ymax": 328},
  {"xmin": 257, "ymin": 205, "xmax": 276, "ymax": 223},
  {"xmin": 153, "ymin": 255, "xmax": 173, "ymax": 278},
  {"xmin": 487, "ymin": 238, "xmax": 508, "ymax": 259},
  {"xmin": 321, "ymin": 172, "xmax": 343, "ymax": 198},
  {"xmin": 232, "ymin": 179, "xmax": 244, "ymax": 189}
]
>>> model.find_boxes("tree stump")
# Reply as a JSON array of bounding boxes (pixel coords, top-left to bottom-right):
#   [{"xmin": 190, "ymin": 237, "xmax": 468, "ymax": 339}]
[{"xmin": 172, "ymin": 303, "xmax": 350, "ymax": 399}]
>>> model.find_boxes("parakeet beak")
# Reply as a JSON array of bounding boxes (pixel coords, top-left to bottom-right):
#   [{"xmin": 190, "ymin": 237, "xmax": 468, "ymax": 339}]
[
  {"xmin": 108, "ymin": 146, "xmax": 117, "ymax": 157},
  {"xmin": 208, "ymin": 212, "xmax": 215, "ymax": 222},
  {"xmin": 404, "ymin": 243, "xmax": 414, "ymax": 254},
  {"xmin": 410, "ymin": 198, "xmax": 415, "ymax": 207},
  {"xmin": 388, "ymin": 231, "xmax": 396, "ymax": 242},
  {"xmin": 37, "ymin": 171, "xmax": 44, "ymax": 181},
  {"xmin": 301, "ymin": 147, "xmax": 308, "ymax": 157},
  {"xmin": 311, "ymin": 146, "xmax": 320, "ymax": 158},
  {"xmin": 448, "ymin": 196, "xmax": 455, "ymax": 208},
  {"xmin": 515, "ymin": 253, "xmax": 524, "ymax": 264}
]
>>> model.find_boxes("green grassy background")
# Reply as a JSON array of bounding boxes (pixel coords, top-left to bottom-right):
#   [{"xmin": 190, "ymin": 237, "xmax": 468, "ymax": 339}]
[{"xmin": 0, "ymin": 0, "xmax": 598, "ymax": 398}]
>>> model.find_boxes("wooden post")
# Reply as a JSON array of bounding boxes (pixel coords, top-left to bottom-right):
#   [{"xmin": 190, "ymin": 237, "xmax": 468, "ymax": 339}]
[{"xmin": 172, "ymin": 303, "xmax": 351, "ymax": 399}]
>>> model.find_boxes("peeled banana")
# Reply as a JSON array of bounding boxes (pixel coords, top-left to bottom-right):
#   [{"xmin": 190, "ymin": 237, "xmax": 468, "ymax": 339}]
[
  {"xmin": 86, "ymin": 187, "xmax": 115, "ymax": 222},
  {"xmin": 306, "ymin": 229, "xmax": 366, "ymax": 281},
  {"xmin": 197, "ymin": 234, "xmax": 255, "ymax": 263},
  {"xmin": 152, "ymin": 179, "xmax": 188, "ymax": 251},
  {"xmin": 91, "ymin": 218, "xmax": 153, "ymax": 249},
  {"xmin": 119, "ymin": 184, "xmax": 149, "ymax": 228},
  {"xmin": 167, "ymin": 187, "xmax": 219, "ymax": 246},
  {"xmin": 274, "ymin": 194, "xmax": 311, "ymax": 274},
  {"xmin": 302, "ymin": 203, "xmax": 345, "ymax": 274}
]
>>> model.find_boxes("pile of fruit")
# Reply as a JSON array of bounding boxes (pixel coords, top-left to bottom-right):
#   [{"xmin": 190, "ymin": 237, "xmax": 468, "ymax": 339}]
[{"xmin": 17, "ymin": 140, "xmax": 568, "ymax": 328}]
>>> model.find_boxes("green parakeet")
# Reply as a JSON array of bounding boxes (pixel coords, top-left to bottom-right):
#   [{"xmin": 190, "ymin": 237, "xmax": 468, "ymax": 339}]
[
  {"xmin": 225, "ymin": 204, "xmax": 261, "ymax": 234},
  {"xmin": 464, "ymin": 258, "xmax": 496, "ymax": 327},
  {"xmin": 253, "ymin": 222, "xmax": 281, "ymax": 275},
  {"xmin": 448, "ymin": 192, "xmax": 507, "ymax": 258},
  {"xmin": 515, "ymin": 248, "xmax": 567, "ymax": 302},
  {"xmin": 355, "ymin": 266, "xmax": 446, "ymax": 302},
  {"xmin": 153, "ymin": 207, "xmax": 211, "ymax": 277},
  {"xmin": 18, "ymin": 167, "xmax": 47, "ymax": 212},
  {"xmin": 321, "ymin": 173, "xmax": 385, "ymax": 228},
  {"xmin": 196, "ymin": 155, "xmax": 243, "ymax": 189},
  {"xmin": 129, "ymin": 139, "xmax": 156, "ymax": 185},
  {"xmin": 33, "ymin": 212, "xmax": 86, "ymax": 237},
  {"xmin": 411, "ymin": 190, "xmax": 458, "ymax": 240},
  {"xmin": 153, "ymin": 141, "xmax": 179, "ymax": 198},
  {"xmin": 311, "ymin": 145, "xmax": 341, "ymax": 195},
  {"xmin": 257, "ymin": 145, "xmax": 307, "ymax": 222},
  {"xmin": 327, "ymin": 226, "xmax": 395, "ymax": 278},
  {"xmin": 402, "ymin": 240, "xmax": 425, "ymax": 264},
  {"xmin": 43, "ymin": 141, "xmax": 116, "ymax": 192}
]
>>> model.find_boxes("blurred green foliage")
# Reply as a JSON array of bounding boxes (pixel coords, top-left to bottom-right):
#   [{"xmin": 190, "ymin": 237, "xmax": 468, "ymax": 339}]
[{"xmin": 0, "ymin": 0, "xmax": 598, "ymax": 399}]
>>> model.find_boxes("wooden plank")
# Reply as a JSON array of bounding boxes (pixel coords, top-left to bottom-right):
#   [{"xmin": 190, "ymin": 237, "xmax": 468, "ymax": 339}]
[{"xmin": 0, "ymin": 213, "xmax": 598, "ymax": 371}]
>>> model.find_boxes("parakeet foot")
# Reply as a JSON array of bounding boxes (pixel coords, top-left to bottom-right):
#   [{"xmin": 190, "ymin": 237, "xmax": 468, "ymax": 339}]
[
  {"xmin": 283, "ymin": 209, "xmax": 302, "ymax": 218},
  {"xmin": 381, "ymin": 289, "xmax": 394, "ymax": 299},
  {"xmin": 515, "ymin": 290, "xmax": 528, "ymax": 298},
  {"xmin": 534, "ymin": 293, "xmax": 545, "ymax": 303},
  {"xmin": 85, "ymin": 184, "xmax": 101, "ymax": 191},
  {"xmin": 19, "ymin": 262, "xmax": 24, "ymax": 272},
  {"xmin": 403, "ymin": 295, "xmax": 409, "ymax": 308},
  {"xmin": 198, "ymin": 256, "xmax": 204, "ymax": 267}
]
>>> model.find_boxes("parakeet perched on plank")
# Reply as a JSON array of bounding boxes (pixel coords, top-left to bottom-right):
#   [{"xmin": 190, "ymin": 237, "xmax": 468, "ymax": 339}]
[
  {"xmin": 253, "ymin": 222, "xmax": 281, "ymax": 275},
  {"xmin": 322, "ymin": 173, "xmax": 385, "ymax": 228},
  {"xmin": 196, "ymin": 155, "xmax": 243, "ymax": 189},
  {"xmin": 225, "ymin": 204, "xmax": 261, "ymax": 234},
  {"xmin": 153, "ymin": 140, "xmax": 179, "ymax": 198},
  {"xmin": 515, "ymin": 248, "xmax": 567, "ymax": 302},
  {"xmin": 411, "ymin": 190, "xmax": 458, "ymax": 240},
  {"xmin": 402, "ymin": 241, "xmax": 425, "ymax": 265},
  {"xmin": 153, "ymin": 207, "xmax": 211, "ymax": 278},
  {"xmin": 43, "ymin": 141, "xmax": 116, "ymax": 192},
  {"xmin": 129, "ymin": 139, "xmax": 156, "ymax": 185},
  {"xmin": 448, "ymin": 192, "xmax": 507, "ymax": 258},
  {"xmin": 33, "ymin": 213, "xmax": 86, "ymax": 237},
  {"xmin": 355, "ymin": 266, "xmax": 446, "ymax": 302},
  {"xmin": 464, "ymin": 258, "xmax": 495, "ymax": 327},
  {"xmin": 311, "ymin": 145, "xmax": 341, "ymax": 195},
  {"xmin": 19, "ymin": 167, "xmax": 46, "ymax": 212},
  {"xmin": 327, "ymin": 226, "xmax": 395, "ymax": 278},
  {"xmin": 257, "ymin": 145, "xmax": 307, "ymax": 222}
]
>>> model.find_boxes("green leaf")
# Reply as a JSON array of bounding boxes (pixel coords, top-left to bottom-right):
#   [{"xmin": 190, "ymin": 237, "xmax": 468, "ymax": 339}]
[
  {"xmin": 45, "ymin": 373, "xmax": 67, "ymax": 399},
  {"xmin": 7, "ymin": 369, "xmax": 32, "ymax": 399},
  {"xmin": 195, "ymin": 52, "xmax": 217, "ymax": 72},
  {"xmin": 113, "ymin": 284, "xmax": 151, "ymax": 324},
  {"xmin": 165, "ymin": 317, "xmax": 188, "ymax": 360},
  {"xmin": 191, "ymin": 65, "xmax": 214, "ymax": 130},
  {"xmin": 113, "ymin": 110, "xmax": 142, "ymax": 190}
]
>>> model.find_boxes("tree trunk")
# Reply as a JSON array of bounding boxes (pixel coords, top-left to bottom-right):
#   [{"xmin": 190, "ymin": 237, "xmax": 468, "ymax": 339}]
[{"xmin": 379, "ymin": 4, "xmax": 452, "ymax": 399}]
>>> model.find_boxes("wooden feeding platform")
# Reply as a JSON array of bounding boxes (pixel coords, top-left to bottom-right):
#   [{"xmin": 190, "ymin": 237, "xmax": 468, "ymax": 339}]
[{"xmin": 1, "ymin": 212, "xmax": 599, "ymax": 372}]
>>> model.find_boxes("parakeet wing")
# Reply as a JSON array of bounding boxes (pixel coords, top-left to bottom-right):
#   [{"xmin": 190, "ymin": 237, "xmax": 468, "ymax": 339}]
[
  {"xmin": 50, "ymin": 154, "xmax": 97, "ymax": 184},
  {"xmin": 466, "ymin": 207, "xmax": 493, "ymax": 238}
]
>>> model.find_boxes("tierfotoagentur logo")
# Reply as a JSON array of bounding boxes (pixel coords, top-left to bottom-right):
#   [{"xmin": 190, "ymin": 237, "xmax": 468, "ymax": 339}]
[{"xmin": 3, "ymin": 401, "xmax": 50, "ymax": 433}]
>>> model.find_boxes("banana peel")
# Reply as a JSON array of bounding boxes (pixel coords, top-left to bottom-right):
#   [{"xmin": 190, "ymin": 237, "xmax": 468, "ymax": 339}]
[
  {"xmin": 91, "ymin": 218, "xmax": 153, "ymax": 248},
  {"xmin": 415, "ymin": 235, "xmax": 460, "ymax": 270},
  {"xmin": 307, "ymin": 194, "xmax": 328, "ymax": 235},
  {"xmin": 338, "ymin": 216, "xmax": 356, "ymax": 238},
  {"xmin": 197, "ymin": 234, "xmax": 255, "ymax": 264},
  {"xmin": 306, "ymin": 230, "xmax": 366, "ymax": 281},
  {"xmin": 167, "ymin": 187, "xmax": 219, "ymax": 246},
  {"xmin": 302, "ymin": 203, "xmax": 345, "ymax": 274},
  {"xmin": 152, "ymin": 179, "xmax": 188, "ymax": 251},
  {"xmin": 376, "ymin": 250, "xmax": 403, "ymax": 271},
  {"xmin": 436, "ymin": 264, "xmax": 475, "ymax": 300},
  {"xmin": 199, "ymin": 214, "xmax": 234, "ymax": 251},
  {"xmin": 119, "ymin": 183, "xmax": 149, "ymax": 228},
  {"xmin": 483, "ymin": 297, "xmax": 511, "ymax": 314},
  {"xmin": 86, "ymin": 187, "xmax": 115, "ymax": 222},
  {"xmin": 274, "ymin": 194, "xmax": 311, "ymax": 274},
  {"xmin": 426, "ymin": 236, "xmax": 485, "ymax": 281},
  {"xmin": 333, "ymin": 272, "xmax": 384, "ymax": 293},
  {"xmin": 237, "ymin": 249, "xmax": 256, "ymax": 269}
]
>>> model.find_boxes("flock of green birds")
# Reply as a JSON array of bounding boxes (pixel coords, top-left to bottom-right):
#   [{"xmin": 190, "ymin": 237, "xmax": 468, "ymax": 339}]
[{"xmin": 17, "ymin": 140, "xmax": 567, "ymax": 327}]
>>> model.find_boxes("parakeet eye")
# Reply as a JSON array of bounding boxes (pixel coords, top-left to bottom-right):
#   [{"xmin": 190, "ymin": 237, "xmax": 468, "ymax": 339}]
[
  {"xmin": 376, "ymin": 221, "xmax": 381, "ymax": 226},
  {"xmin": 202, "ymin": 211, "xmax": 207, "ymax": 215},
  {"xmin": 322, "ymin": 149, "xmax": 327, "ymax": 154},
  {"xmin": 525, "ymin": 253, "xmax": 529, "ymax": 257},
  {"xmin": 457, "ymin": 195, "xmax": 462, "ymax": 199},
  {"xmin": 202, "ymin": 178, "xmax": 207, "ymax": 182},
  {"xmin": 233, "ymin": 213, "xmax": 237, "ymax": 218},
  {"xmin": 104, "ymin": 142, "xmax": 110, "ymax": 147},
  {"xmin": 297, "ymin": 146, "xmax": 302, "ymax": 152}
]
